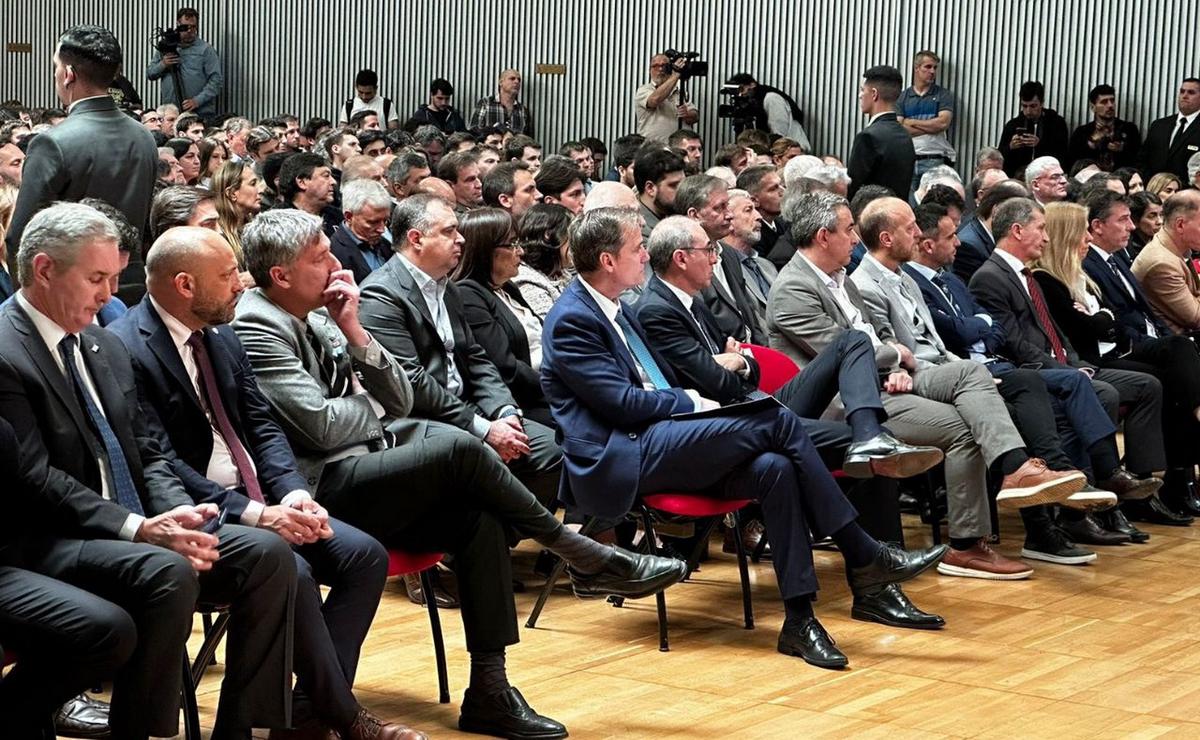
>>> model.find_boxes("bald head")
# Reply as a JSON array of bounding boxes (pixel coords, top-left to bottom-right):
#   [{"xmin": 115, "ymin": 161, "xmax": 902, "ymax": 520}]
[
  {"xmin": 145, "ymin": 227, "xmax": 244, "ymax": 328},
  {"xmin": 858, "ymin": 197, "xmax": 919, "ymax": 264},
  {"xmin": 1162, "ymin": 189, "xmax": 1200, "ymax": 249},
  {"xmin": 413, "ymin": 176, "xmax": 456, "ymax": 202},
  {"xmin": 341, "ymin": 154, "xmax": 385, "ymax": 185},
  {"xmin": 583, "ymin": 181, "xmax": 638, "ymax": 212}
]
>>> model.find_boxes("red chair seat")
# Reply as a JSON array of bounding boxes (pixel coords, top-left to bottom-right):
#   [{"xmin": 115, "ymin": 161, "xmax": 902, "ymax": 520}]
[
  {"xmin": 643, "ymin": 493, "xmax": 753, "ymax": 518},
  {"xmin": 744, "ymin": 344, "xmax": 800, "ymax": 395},
  {"xmin": 387, "ymin": 550, "xmax": 444, "ymax": 577}
]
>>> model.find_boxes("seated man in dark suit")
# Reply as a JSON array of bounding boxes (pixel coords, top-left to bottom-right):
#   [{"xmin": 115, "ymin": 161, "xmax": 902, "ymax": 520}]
[
  {"xmin": 542, "ymin": 206, "xmax": 948, "ymax": 670},
  {"xmin": 952, "ymin": 179, "xmax": 1029, "ymax": 283},
  {"xmin": 635, "ymin": 216, "xmax": 945, "ymax": 630},
  {"xmin": 358, "ymin": 194, "xmax": 562, "ymax": 509},
  {"xmin": 330, "ymin": 180, "xmax": 395, "ymax": 285},
  {"xmin": 232, "ymin": 209, "xmax": 684, "ymax": 740},
  {"xmin": 905, "ymin": 203, "xmax": 1154, "ymax": 547},
  {"xmin": 968, "ymin": 198, "xmax": 1167, "ymax": 508},
  {"xmin": 109, "ymin": 227, "xmax": 417, "ymax": 740},
  {"xmin": 0, "ymin": 202, "xmax": 296, "ymax": 739}
]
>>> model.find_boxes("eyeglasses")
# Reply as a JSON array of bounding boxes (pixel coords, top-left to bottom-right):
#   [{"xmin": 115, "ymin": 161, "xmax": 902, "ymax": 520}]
[
  {"xmin": 1041, "ymin": 173, "xmax": 1068, "ymax": 182},
  {"xmin": 496, "ymin": 241, "xmax": 525, "ymax": 252},
  {"xmin": 682, "ymin": 243, "xmax": 722, "ymax": 257}
]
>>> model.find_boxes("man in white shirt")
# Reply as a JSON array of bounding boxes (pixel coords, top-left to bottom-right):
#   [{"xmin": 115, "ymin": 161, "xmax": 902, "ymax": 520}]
[{"xmin": 633, "ymin": 53, "xmax": 699, "ymax": 143}]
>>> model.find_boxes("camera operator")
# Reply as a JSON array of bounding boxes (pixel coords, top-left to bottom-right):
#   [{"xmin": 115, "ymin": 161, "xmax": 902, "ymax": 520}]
[
  {"xmin": 634, "ymin": 53, "xmax": 699, "ymax": 143},
  {"xmin": 725, "ymin": 72, "xmax": 812, "ymax": 153},
  {"xmin": 145, "ymin": 7, "xmax": 222, "ymax": 120}
]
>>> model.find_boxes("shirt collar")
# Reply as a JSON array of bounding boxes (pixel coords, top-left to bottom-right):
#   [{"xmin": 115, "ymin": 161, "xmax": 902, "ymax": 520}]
[
  {"xmin": 16, "ymin": 290, "xmax": 71, "ymax": 354},
  {"xmin": 661, "ymin": 278, "xmax": 695, "ymax": 311},
  {"xmin": 906, "ymin": 261, "xmax": 939, "ymax": 280},
  {"xmin": 1179, "ymin": 110, "xmax": 1200, "ymax": 127},
  {"xmin": 995, "ymin": 247, "xmax": 1028, "ymax": 277},
  {"xmin": 397, "ymin": 252, "xmax": 447, "ymax": 293},
  {"xmin": 147, "ymin": 295, "xmax": 197, "ymax": 352},
  {"xmin": 863, "ymin": 253, "xmax": 903, "ymax": 285},
  {"xmin": 579, "ymin": 276, "xmax": 621, "ymax": 323},
  {"xmin": 1089, "ymin": 243, "xmax": 1116, "ymax": 263},
  {"xmin": 797, "ymin": 251, "xmax": 844, "ymax": 289},
  {"xmin": 67, "ymin": 94, "xmax": 111, "ymax": 114},
  {"xmin": 867, "ymin": 111, "xmax": 892, "ymax": 125}
]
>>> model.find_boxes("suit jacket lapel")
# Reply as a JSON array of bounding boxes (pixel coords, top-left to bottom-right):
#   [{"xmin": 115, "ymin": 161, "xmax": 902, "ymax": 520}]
[
  {"xmin": 574, "ymin": 282, "xmax": 642, "ymax": 383},
  {"xmin": 79, "ymin": 329, "xmax": 139, "ymax": 470},
  {"xmin": 391, "ymin": 258, "xmax": 438, "ymax": 331},
  {"xmin": 7, "ymin": 305, "xmax": 94, "ymax": 445},
  {"xmin": 140, "ymin": 303, "xmax": 203, "ymax": 410}
]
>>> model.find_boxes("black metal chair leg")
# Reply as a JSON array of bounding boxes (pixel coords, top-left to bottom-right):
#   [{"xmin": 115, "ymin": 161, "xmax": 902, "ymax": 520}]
[
  {"xmin": 420, "ymin": 569, "xmax": 451, "ymax": 704},
  {"xmin": 751, "ymin": 531, "xmax": 770, "ymax": 563},
  {"xmin": 191, "ymin": 612, "xmax": 230, "ymax": 686},
  {"xmin": 201, "ymin": 612, "xmax": 218, "ymax": 668},
  {"xmin": 731, "ymin": 510, "xmax": 754, "ymax": 629},
  {"xmin": 639, "ymin": 507, "xmax": 671, "ymax": 652},
  {"xmin": 180, "ymin": 653, "xmax": 201, "ymax": 740},
  {"xmin": 525, "ymin": 517, "xmax": 599, "ymax": 628}
]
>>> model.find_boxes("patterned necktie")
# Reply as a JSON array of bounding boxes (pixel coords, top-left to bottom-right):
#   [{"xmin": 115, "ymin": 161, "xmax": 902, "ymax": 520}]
[
  {"xmin": 186, "ymin": 332, "xmax": 264, "ymax": 502},
  {"xmin": 741, "ymin": 255, "xmax": 771, "ymax": 298},
  {"xmin": 58, "ymin": 335, "xmax": 144, "ymax": 515},
  {"xmin": 1107, "ymin": 258, "xmax": 1135, "ymax": 299},
  {"xmin": 615, "ymin": 311, "xmax": 671, "ymax": 390},
  {"xmin": 1022, "ymin": 268, "xmax": 1067, "ymax": 364},
  {"xmin": 307, "ymin": 325, "xmax": 351, "ymax": 398},
  {"xmin": 931, "ymin": 272, "xmax": 963, "ymax": 316}
]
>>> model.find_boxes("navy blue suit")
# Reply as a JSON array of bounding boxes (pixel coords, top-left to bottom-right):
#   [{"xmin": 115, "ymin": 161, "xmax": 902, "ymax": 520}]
[
  {"xmin": 541, "ymin": 278, "xmax": 858, "ymax": 597},
  {"xmin": 1082, "ymin": 248, "xmax": 1171, "ymax": 351},
  {"xmin": 108, "ymin": 299, "xmax": 388, "ymax": 729},
  {"xmin": 952, "ymin": 217, "xmax": 995, "ymax": 284}
]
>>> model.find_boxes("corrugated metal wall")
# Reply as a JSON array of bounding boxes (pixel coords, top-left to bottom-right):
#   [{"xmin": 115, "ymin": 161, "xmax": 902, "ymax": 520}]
[{"xmin": 3, "ymin": 0, "xmax": 1196, "ymax": 176}]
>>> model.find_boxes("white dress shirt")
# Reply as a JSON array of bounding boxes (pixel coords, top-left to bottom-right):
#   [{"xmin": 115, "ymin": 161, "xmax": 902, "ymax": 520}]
[
  {"xmin": 796, "ymin": 252, "xmax": 883, "ymax": 347},
  {"xmin": 994, "ymin": 248, "xmax": 1031, "ymax": 295}
]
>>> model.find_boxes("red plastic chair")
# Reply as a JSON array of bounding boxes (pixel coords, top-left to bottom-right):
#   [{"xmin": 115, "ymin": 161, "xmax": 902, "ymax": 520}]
[
  {"xmin": 525, "ymin": 494, "xmax": 755, "ymax": 652},
  {"xmin": 387, "ymin": 551, "xmax": 450, "ymax": 704},
  {"xmin": 744, "ymin": 343, "xmax": 800, "ymax": 394}
]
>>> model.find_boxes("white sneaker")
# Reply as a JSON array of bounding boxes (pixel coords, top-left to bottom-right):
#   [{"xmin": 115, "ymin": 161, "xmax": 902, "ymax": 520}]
[{"xmin": 1061, "ymin": 486, "xmax": 1118, "ymax": 511}]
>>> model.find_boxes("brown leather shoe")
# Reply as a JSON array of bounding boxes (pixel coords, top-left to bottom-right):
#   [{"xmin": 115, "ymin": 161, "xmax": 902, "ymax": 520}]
[
  {"xmin": 344, "ymin": 708, "xmax": 428, "ymax": 740},
  {"xmin": 403, "ymin": 572, "xmax": 459, "ymax": 609},
  {"xmin": 997, "ymin": 458, "xmax": 1085, "ymax": 509},
  {"xmin": 1098, "ymin": 468, "xmax": 1161, "ymax": 501},
  {"xmin": 936, "ymin": 539, "xmax": 1033, "ymax": 580},
  {"xmin": 722, "ymin": 518, "xmax": 770, "ymax": 558}
]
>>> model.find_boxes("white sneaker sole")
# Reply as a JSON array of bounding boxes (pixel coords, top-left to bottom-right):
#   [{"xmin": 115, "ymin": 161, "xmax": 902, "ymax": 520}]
[
  {"xmin": 937, "ymin": 562, "xmax": 1033, "ymax": 580},
  {"xmin": 1060, "ymin": 490, "xmax": 1119, "ymax": 512},
  {"xmin": 1020, "ymin": 547, "xmax": 1098, "ymax": 565},
  {"xmin": 996, "ymin": 471, "xmax": 1087, "ymax": 510}
]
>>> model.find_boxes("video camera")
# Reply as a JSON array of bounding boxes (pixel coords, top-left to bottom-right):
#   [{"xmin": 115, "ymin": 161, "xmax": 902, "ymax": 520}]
[
  {"xmin": 717, "ymin": 83, "xmax": 756, "ymax": 131},
  {"xmin": 153, "ymin": 25, "xmax": 188, "ymax": 55},
  {"xmin": 663, "ymin": 49, "xmax": 708, "ymax": 80}
]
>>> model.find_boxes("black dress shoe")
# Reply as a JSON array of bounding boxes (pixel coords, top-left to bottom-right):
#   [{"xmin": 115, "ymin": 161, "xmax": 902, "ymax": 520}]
[
  {"xmin": 1100, "ymin": 508, "xmax": 1150, "ymax": 544},
  {"xmin": 777, "ymin": 616, "xmax": 848, "ymax": 669},
  {"xmin": 852, "ymin": 583, "xmax": 945, "ymax": 630},
  {"xmin": 1161, "ymin": 485, "xmax": 1200, "ymax": 518},
  {"xmin": 842, "ymin": 433, "xmax": 944, "ymax": 479},
  {"xmin": 403, "ymin": 572, "xmax": 459, "ymax": 609},
  {"xmin": 568, "ymin": 547, "xmax": 687, "ymax": 599},
  {"xmin": 846, "ymin": 543, "xmax": 948, "ymax": 592},
  {"xmin": 1057, "ymin": 513, "xmax": 1130, "ymax": 546},
  {"xmin": 458, "ymin": 686, "xmax": 568, "ymax": 740},
  {"xmin": 54, "ymin": 693, "xmax": 110, "ymax": 739},
  {"xmin": 1127, "ymin": 493, "xmax": 1194, "ymax": 526},
  {"xmin": 1098, "ymin": 468, "xmax": 1161, "ymax": 502}
]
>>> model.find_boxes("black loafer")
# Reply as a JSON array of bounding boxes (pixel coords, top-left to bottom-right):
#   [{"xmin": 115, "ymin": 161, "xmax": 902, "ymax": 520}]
[
  {"xmin": 458, "ymin": 686, "xmax": 568, "ymax": 740},
  {"xmin": 568, "ymin": 547, "xmax": 687, "ymax": 600},
  {"xmin": 846, "ymin": 543, "xmax": 948, "ymax": 592},
  {"xmin": 1101, "ymin": 508, "xmax": 1150, "ymax": 543},
  {"xmin": 54, "ymin": 693, "xmax": 110, "ymax": 739},
  {"xmin": 851, "ymin": 583, "xmax": 945, "ymax": 630},
  {"xmin": 777, "ymin": 616, "xmax": 848, "ymax": 669},
  {"xmin": 842, "ymin": 433, "xmax": 944, "ymax": 479}
]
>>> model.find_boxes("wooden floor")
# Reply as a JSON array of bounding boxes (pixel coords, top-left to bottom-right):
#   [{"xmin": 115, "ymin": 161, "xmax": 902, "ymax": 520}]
[{"xmin": 170, "ymin": 510, "xmax": 1200, "ymax": 739}]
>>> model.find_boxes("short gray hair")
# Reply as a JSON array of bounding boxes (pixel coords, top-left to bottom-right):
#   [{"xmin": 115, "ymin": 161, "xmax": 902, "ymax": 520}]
[
  {"xmin": 1025, "ymin": 156, "xmax": 1061, "ymax": 188},
  {"xmin": 918, "ymin": 164, "xmax": 962, "ymax": 190},
  {"xmin": 243, "ymin": 209, "xmax": 325, "ymax": 288},
  {"xmin": 647, "ymin": 215, "xmax": 702, "ymax": 274},
  {"xmin": 568, "ymin": 207, "xmax": 642, "ymax": 273},
  {"xmin": 785, "ymin": 191, "xmax": 849, "ymax": 247},
  {"xmin": 582, "ymin": 181, "xmax": 638, "ymax": 212},
  {"xmin": 1188, "ymin": 151, "xmax": 1200, "ymax": 183},
  {"xmin": 782, "ymin": 154, "xmax": 824, "ymax": 187},
  {"xmin": 673, "ymin": 174, "xmax": 727, "ymax": 217},
  {"xmin": 975, "ymin": 146, "xmax": 1004, "ymax": 169},
  {"xmin": 992, "ymin": 197, "xmax": 1043, "ymax": 243},
  {"xmin": 17, "ymin": 202, "xmax": 120, "ymax": 287},
  {"xmin": 806, "ymin": 164, "xmax": 851, "ymax": 188},
  {"xmin": 391, "ymin": 193, "xmax": 450, "ymax": 247},
  {"xmin": 341, "ymin": 180, "xmax": 393, "ymax": 214}
]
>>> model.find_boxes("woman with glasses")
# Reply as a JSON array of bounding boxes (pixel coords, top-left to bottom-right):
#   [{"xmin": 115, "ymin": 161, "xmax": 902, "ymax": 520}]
[
  {"xmin": 455, "ymin": 207, "xmax": 555, "ymax": 427},
  {"xmin": 511, "ymin": 203, "xmax": 576, "ymax": 320}
]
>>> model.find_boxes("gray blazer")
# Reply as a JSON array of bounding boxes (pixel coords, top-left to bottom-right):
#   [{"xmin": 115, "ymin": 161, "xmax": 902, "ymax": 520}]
[
  {"xmin": 849, "ymin": 254, "xmax": 958, "ymax": 369},
  {"xmin": 767, "ymin": 250, "xmax": 902, "ymax": 372},
  {"xmin": 230, "ymin": 288, "xmax": 414, "ymax": 488},
  {"xmin": 6, "ymin": 96, "xmax": 158, "ymax": 267}
]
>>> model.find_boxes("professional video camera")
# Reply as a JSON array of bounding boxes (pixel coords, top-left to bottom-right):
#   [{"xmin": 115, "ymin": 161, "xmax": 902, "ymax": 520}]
[
  {"xmin": 153, "ymin": 25, "xmax": 187, "ymax": 55},
  {"xmin": 717, "ymin": 83, "xmax": 756, "ymax": 132},
  {"xmin": 663, "ymin": 49, "xmax": 708, "ymax": 80}
]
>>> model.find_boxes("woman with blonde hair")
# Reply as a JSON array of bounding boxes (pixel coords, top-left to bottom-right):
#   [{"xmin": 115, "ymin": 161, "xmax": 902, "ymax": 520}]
[
  {"xmin": 211, "ymin": 159, "xmax": 265, "ymax": 271},
  {"xmin": 1145, "ymin": 172, "xmax": 1182, "ymax": 200}
]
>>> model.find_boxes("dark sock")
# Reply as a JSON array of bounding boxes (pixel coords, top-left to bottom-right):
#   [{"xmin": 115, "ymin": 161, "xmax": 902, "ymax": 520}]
[
  {"xmin": 540, "ymin": 525, "xmax": 614, "ymax": 574},
  {"xmin": 783, "ymin": 594, "xmax": 815, "ymax": 624},
  {"xmin": 950, "ymin": 536, "xmax": 979, "ymax": 551},
  {"xmin": 994, "ymin": 449, "xmax": 1029, "ymax": 477},
  {"xmin": 469, "ymin": 649, "xmax": 511, "ymax": 696},
  {"xmin": 830, "ymin": 522, "xmax": 882, "ymax": 568},
  {"xmin": 846, "ymin": 408, "xmax": 884, "ymax": 443},
  {"xmin": 1088, "ymin": 438, "xmax": 1121, "ymax": 481}
]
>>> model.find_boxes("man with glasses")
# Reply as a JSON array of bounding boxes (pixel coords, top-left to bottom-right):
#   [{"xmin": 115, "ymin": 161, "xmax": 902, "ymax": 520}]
[
  {"xmin": 146, "ymin": 7, "xmax": 223, "ymax": 120},
  {"xmin": 1025, "ymin": 156, "xmax": 1068, "ymax": 205},
  {"xmin": 635, "ymin": 53, "xmax": 699, "ymax": 144}
]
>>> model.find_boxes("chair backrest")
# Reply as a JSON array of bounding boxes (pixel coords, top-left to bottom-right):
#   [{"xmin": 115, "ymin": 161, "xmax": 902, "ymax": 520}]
[{"xmin": 744, "ymin": 343, "xmax": 799, "ymax": 394}]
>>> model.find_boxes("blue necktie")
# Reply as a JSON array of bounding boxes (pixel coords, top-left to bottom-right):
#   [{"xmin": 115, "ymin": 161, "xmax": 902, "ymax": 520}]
[
  {"xmin": 58, "ymin": 335, "xmax": 144, "ymax": 515},
  {"xmin": 932, "ymin": 272, "xmax": 963, "ymax": 316},
  {"xmin": 742, "ymin": 255, "xmax": 772, "ymax": 297},
  {"xmin": 615, "ymin": 311, "xmax": 671, "ymax": 390}
]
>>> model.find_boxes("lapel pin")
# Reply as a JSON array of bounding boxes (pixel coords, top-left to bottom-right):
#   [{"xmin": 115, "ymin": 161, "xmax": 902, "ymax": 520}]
[{"xmin": 90, "ymin": 343, "xmax": 99, "ymax": 353}]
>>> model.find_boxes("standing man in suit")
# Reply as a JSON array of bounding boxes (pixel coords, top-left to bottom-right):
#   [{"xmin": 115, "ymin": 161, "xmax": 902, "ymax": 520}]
[
  {"xmin": 6, "ymin": 26, "xmax": 157, "ymax": 288},
  {"xmin": 968, "ymin": 198, "xmax": 1167, "ymax": 494},
  {"xmin": 330, "ymin": 180, "xmax": 394, "ymax": 285},
  {"xmin": 768, "ymin": 192, "xmax": 1087, "ymax": 579},
  {"xmin": 848, "ymin": 65, "xmax": 915, "ymax": 200},
  {"xmin": 0, "ymin": 202, "xmax": 297, "ymax": 739},
  {"xmin": 232, "ymin": 209, "xmax": 683, "ymax": 739},
  {"xmin": 358, "ymin": 195, "xmax": 562, "ymax": 509},
  {"xmin": 1131, "ymin": 190, "xmax": 1200, "ymax": 335},
  {"xmin": 541, "ymin": 206, "xmax": 948, "ymax": 668},
  {"xmin": 1140, "ymin": 78, "xmax": 1200, "ymax": 181},
  {"xmin": 109, "ymin": 227, "xmax": 420, "ymax": 740}
]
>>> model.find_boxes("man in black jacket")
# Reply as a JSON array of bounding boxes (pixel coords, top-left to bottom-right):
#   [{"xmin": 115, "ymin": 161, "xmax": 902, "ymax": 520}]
[
  {"xmin": 1068, "ymin": 84, "xmax": 1142, "ymax": 172},
  {"xmin": 998, "ymin": 81, "xmax": 1070, "ymax": 177},
  {"xmin": 407, "ymin": 78, "xmax": 466, "ymax": 134},
  {"xmin": 1140, "ymin": 78, "xmax": 1200, "ymax": 181},
  {"xmin": 848, "ymin": 65, "xmax": 915, "ymax": 200}
]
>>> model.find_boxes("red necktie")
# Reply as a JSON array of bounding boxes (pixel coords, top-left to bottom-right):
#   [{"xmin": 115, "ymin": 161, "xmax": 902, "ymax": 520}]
[
  {"xmin": 1022, "ymin": 268, "xmax": 1067, "ymax": 364},
  {"xmin": 187, "ymin": 332, "xmax": 265, "ymax": 502}
]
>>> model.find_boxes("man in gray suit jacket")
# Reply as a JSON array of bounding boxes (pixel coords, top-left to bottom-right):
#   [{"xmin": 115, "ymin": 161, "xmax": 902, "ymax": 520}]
[
  {"xmin": 768, "ymin": 192, "xmax": 1086, "ymax": 580},
  {"xmin": 6, "ymin": 26, "xmax": 157, "ymax": 288},
  {"xmin": 357, "ymin": 194, "xmax": 562, "ymax": 508},
  {"xmin": 232, "ymin": 210, "xmax": 684, "ymax": 740}
]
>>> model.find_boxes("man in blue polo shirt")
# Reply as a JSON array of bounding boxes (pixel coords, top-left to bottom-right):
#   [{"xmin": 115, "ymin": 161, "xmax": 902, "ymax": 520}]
[{"xmin": 897, "ymin": 51, "xmax": 957, "ymax": 198}]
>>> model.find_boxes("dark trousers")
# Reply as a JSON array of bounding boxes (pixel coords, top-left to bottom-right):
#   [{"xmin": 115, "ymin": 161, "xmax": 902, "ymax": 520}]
[
  {"xmin": 496, "ymin": 416, "xmax": 563, "ymax": 510},
  {"xmin": 1106, "ymin": 335, "xmax": 1200, "ymax": 465},
  {"xmin": 0, "ymin": 566, "xmax": 142, "ymax": 739},
  {"xmin": 774, "ymin": 329, "xmax": 885, "ymax": 423},
  {"xmin": 316, "ymin": 420, "xmax": 538, "ymax": 653},
  {"xmin": 638, "ymin": 405, "xmax": 860, "ymax": 599},
  {"xmin": 1091, "ymin": 367, "xmax": 1166, "ymax": 473},
  {"xmin": 292, "ymin": 519, "xmax": 388, "ymax": 728}
]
